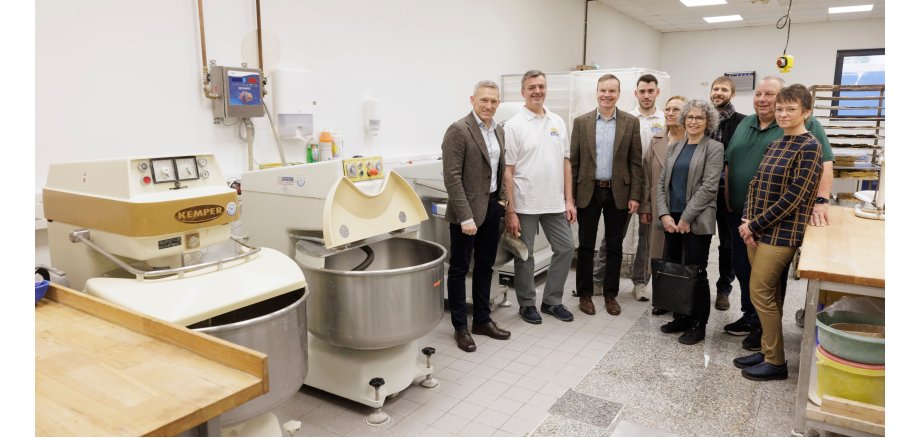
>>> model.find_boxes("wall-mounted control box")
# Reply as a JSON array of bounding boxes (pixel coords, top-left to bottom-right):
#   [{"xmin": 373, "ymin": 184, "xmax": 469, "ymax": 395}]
[{"xmin": 210, "ymin": 66, "xmax": 265, "ymax": 120}]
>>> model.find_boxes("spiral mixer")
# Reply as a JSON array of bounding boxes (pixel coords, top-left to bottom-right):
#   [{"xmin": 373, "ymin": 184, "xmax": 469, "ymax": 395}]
[
  {"xmin": 241, "ymin": 157, "xmax": 445, "ymax": 424},
  {"xmin": 42, "ymin": 154, "xmax": 308, "ymax": 435}
]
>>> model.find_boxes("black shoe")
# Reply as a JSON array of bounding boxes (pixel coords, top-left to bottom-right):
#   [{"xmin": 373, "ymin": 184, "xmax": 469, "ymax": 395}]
[
  {"xmin": 454, "ymin": 328, "xmax": 476, "ymax": 352},
  {"xmin": 519, "ymin": 306, "xmax": 542, "ymax": 324},
  {"xmin": 660, "ymin": 317, "xmax": 694, "ymax": 334},
  {"xmin": 715, "ymin": 293, "xmax": 730, "ymax": 311},
  {"xmin": 472, "ymin": 321, "xmax": 511, "ymax": 340},
  {"xmin": 651, "ymin": 307, "xmax": 669, "ymax": 316},
  {"xmin": 741, "ymin": 361, "xmax": 788, "ymax": 381},
  {"xmin": 678, "ymin": 323, "xmax": 706, "ymax": 345},
  {"xmin": 742, "ymin": 327, "xmax": 762, "ymax": 351},
  {"xmin": 733, "ymin": 352, "xmax": 765, "ymax": 369},
  {"xmin": 724, "ymin": 316, "xmax": 755, "ymax": 336},
  {"xmin": 540, "ymin": 303, "xmax": 574, "ymax": 322}
]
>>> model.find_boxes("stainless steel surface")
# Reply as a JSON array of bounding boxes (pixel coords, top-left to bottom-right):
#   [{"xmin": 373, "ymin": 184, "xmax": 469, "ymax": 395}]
[
  {"xmin": 297, "ymin": 238, "xmax": 445, "ymax": 350},
  {"xmin": 290, "ymin": 225, "xmax": 421, "ymax": 258},
  {"xmin": 69, "ymin": 229, "xmax": 261, "ymax": 279},
  {"xmin": 192, "ymin": 289, "xmax": 308, "ymax": 427}
]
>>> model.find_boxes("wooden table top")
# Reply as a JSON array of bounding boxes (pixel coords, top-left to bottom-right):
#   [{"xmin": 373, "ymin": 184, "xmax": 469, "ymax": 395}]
[
  {"xmin": 797, "ymin": 206, "xmax": 885, "ymax": 289},
  {"xmin": 36, "ymin": 285, "xmax": 267, "ymax": 436}
]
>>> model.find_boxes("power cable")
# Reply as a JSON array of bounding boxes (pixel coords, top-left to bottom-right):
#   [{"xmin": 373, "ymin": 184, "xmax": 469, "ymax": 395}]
[{"xmin": 776, "ymin": 0, "xmax": 793, "ymax": 55}]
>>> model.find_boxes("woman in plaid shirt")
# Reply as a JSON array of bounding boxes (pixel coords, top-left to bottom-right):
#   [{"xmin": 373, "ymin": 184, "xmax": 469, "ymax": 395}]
[{"xmin": 734, "ymin": 84, "xmax": 823, "ymax": 381}]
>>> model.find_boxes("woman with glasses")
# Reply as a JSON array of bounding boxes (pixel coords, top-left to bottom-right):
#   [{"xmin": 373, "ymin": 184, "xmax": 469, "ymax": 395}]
[
  {"xmin": 734, "ymin": 84, "xmax": 823, "ymax": 380},
  {"xmin": 640, "ymin": 95, "xmax": 686, "ymax": 317},
  {"xmin": 655, "ymin": 99, "xmax": 723, "ymax": 345}
]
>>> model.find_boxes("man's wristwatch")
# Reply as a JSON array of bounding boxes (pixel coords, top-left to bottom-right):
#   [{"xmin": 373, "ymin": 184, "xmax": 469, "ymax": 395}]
[{"xmin": 815, "ymin": 197, "xmax": 829, "ymax": 205}]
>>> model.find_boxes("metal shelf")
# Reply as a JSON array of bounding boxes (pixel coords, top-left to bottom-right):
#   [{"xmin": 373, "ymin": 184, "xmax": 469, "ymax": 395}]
[{"xmin": 809, "ymin": 84, "xmax": 884, "ymax": 192}]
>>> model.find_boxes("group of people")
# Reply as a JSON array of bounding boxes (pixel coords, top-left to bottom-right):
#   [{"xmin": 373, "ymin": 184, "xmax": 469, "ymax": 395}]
[{"xmin": 441, "ymin": 70, "xmax": 832, "ymax": 381}]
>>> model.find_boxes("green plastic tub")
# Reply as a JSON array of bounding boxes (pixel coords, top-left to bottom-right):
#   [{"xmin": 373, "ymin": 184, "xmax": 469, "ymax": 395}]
[{"xmin": 816, "ymin": 310, "xmax": 884, "ymax": 365}]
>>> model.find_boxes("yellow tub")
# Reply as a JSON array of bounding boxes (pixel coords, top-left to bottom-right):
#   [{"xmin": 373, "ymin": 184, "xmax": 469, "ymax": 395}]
[{"xmin": 816, "ymin": 345, "xmax": 885, "ymax": 406}]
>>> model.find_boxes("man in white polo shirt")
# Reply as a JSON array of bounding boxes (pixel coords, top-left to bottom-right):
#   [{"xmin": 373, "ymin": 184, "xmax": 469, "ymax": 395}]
[{"xmin": 503, "ymin": 69, "xmax": 577, "ymax": 324}]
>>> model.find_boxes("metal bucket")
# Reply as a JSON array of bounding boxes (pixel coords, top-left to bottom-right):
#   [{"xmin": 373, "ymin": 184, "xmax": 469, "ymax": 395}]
[
  {"xmin": 296, "ymin": 238, "xmax": 445, "ymax": 350},
  {"xmin": 191, "ymin": 288, "xmax": 308, "ymax": 427}
]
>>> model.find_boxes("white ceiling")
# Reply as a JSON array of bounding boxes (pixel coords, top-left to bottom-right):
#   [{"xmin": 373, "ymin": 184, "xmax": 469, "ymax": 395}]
[{"xmin": 597, "ymin": 0, "xmax": 885, "ymax": 32}]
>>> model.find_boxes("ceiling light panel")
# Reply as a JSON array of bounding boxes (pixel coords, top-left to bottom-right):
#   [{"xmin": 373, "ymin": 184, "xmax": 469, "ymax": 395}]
[
  {"xmin": 703, "ymin": 14, "xmax": 743, "ymax": 23},
  {"xmin": 829, "ymin": 5, "xmax": 874, "ymax": 14},
  {"xmin": 680, "ymin": 0, "xmax": 727, "ymax": 6}
]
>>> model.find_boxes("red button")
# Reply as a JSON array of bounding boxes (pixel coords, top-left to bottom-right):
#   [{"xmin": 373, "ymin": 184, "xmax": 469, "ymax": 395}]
[
  {"xmin": 143, "ymin": 176, "xmax": 151, "ymax": 184},
  {"xmin": 368, "ymin": 168, "xmax": 378, "ymax": 176}
]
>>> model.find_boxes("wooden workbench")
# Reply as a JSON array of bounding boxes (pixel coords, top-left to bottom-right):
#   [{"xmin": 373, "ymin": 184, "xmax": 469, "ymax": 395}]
[
  {"xmin": 793, "ymin": 206, "xmax": 885, "ymax": 436},
  {"xmin": 36, "ymin": 284, "xmax": 268, "ymax": 436}
]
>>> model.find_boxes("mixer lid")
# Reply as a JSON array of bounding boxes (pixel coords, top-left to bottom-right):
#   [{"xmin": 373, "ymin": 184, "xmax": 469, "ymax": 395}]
[{"xmin": 322, "ymin": 170, "xmax": 428, "ymax": 248}]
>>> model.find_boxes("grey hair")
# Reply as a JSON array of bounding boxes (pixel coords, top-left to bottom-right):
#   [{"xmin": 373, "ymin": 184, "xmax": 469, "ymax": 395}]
[
  {"xmin": 521, "ymin": 69, "xmax": 546, "ymax": 89},
  {"xmin": 760, "ymin": 75, "xmax": 786, "ymax": 87},
  {"xmin": 473, "ymin": 80, "xmax": 499, "ymax": 95},
  {"xmin": 678, "ymin": 98, "xmax": 720, "ymax": 134}
]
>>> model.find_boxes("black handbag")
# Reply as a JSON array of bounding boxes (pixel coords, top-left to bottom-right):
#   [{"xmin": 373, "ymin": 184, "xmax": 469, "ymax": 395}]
[{"xmin": 651, "ymin": 240, "xmax": 699, "ymax": 315}]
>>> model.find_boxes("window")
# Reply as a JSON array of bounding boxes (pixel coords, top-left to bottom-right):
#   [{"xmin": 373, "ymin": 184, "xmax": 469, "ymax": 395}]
[{"xmin": 832, "ymin": 48, "xmax": 885, "ymax": 117}]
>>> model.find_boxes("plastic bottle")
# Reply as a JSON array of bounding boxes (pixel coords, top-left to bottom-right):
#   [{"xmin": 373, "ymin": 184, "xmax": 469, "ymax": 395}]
[
  {"xmin": 306, "ymin": 143, "xmax": 318, "ymax": 163},
  {"xmin": 318, "ymin": 131, "xmax": 334, "ymax": 161},
  {"xmin": 332, "ymin": 130, "xmax": 343, "ymax": 158}
]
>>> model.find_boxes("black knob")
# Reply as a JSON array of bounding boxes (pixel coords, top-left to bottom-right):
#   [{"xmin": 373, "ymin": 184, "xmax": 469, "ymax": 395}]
[
  {"xmin": 369, "ymin": 377, "xmax": 385, "ymax": 389},
  {"xmin": 422, "ymin": 347, "xmax": 435, "ymax": 357}
]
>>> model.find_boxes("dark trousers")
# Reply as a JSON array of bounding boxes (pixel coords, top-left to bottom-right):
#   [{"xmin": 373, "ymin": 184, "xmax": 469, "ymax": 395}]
[
  {"xmin": 447, "ymin": 196, "xmax": 504, "ymax": 330},
  {"xmin": 715, "ymin": 184, "xmax": 735, "ymax": 294},
  {"xmin": 576, "ymin": 186, "xmax": 630, "ymax": 298},
  {"xmin": 727, "ymin": 211, "xmax": 789, "ymax": 323},
  {"xmin": 663, "ymin": 212, "xmax": 713, "ymax": 325}
]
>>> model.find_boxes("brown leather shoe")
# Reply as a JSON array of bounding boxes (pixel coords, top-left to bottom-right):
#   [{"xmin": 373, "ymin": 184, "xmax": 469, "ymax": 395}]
[
  {"xmin": 472, "ymin": 321, "xmax": 511, "ymax": 340},
  {"xmin": 579, "ymin": 296, "xmax": 596, "ymax": 315},
  {"xmin": 455, "ymin": 329, "xmax": 476, "ymax": 352},
  {"xmin": 604, "ymin": 297, "xmax": 622, "ymax": 315}
]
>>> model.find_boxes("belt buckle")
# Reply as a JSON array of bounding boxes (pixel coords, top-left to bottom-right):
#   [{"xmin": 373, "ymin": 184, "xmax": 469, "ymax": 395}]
[{"xmin": 597, "ymin": 180, "xmax": 611, "ymax": 188}]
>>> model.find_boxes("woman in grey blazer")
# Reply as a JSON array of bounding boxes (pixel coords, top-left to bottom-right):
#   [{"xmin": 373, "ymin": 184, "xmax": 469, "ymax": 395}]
[{"xmin": 655, "ymin": 99, "xmax": 723, "ymax": 345}]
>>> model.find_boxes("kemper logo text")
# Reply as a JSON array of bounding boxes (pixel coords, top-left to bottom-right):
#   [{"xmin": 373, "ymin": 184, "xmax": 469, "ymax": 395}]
[{"xmin": 175, "ymin": 205, "xmax": 224, "ymax": 223}]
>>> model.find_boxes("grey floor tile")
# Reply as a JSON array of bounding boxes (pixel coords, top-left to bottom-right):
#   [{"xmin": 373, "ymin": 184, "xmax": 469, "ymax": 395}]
[
  {"xmin": 532, "ymin": 413, "xmax": 608, "ymax": 437},
  {"xmin": 548, "ymin": 389, "xmax": 623, "ymax": 429},
  {"xmin": 610, "ymin": 419, "xmax": 676, "ymax": 437}
]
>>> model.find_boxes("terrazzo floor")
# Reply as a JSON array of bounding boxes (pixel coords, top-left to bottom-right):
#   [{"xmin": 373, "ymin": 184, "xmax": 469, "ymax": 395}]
[{"xmin": 274, "ymin": 238, "xmax": 809, "ymax": 436}]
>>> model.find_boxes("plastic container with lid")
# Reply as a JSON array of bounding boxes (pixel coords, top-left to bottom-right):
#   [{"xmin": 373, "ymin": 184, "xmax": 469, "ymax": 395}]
[
  {"xmin": 815, "ymin": 345, "xmax": 884, "ymax": 406},
  {"xmin": 318, "ymin": 131, "xmax": 334, "ymax": 161}
]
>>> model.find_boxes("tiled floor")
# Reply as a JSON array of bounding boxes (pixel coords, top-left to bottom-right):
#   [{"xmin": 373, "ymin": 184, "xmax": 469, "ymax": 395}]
[{"xmin": 275, "ymin": 240, "xmax": 808, "ymax": 437}]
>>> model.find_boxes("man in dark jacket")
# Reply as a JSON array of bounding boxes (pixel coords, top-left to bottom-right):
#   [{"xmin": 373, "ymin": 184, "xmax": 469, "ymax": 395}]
[{"xmin": 709, "ymin": 76, "xmax": 746, "ymax": 311}]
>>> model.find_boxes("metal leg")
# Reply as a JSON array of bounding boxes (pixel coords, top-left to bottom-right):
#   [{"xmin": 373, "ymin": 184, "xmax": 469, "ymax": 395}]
[
  {"xmin": 193, "ymin": 416, "xmax": 221, "ymax": 436},
  {"xmin": 419, "ymin": 347, "xmax": 440, "ymax": 389},
  {"xmin": 499, "ymin": 289, "xmax": 511, "ymax": 307},
  {"xmin": 793, "ymin": 279, "xmax": 821, "ymax": 435},
  {"xmin": 365, "ymin": 378, "xmax": 391, "ymax": 426}
]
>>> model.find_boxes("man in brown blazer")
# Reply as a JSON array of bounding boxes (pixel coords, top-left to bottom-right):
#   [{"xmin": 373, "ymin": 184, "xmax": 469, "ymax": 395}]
[
  {"xmin": 441, "ymin": 80, "xmax": 511, "ymax": 352},
  {"xmin": 570, "ymin": 74, "xmax": 643, "ymax": 316}
]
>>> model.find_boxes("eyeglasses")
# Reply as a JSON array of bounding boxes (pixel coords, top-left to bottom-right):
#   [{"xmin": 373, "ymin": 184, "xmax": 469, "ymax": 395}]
[{"xmin": 686, "ymin": 115, "xmax": 706, "ymax": 122}]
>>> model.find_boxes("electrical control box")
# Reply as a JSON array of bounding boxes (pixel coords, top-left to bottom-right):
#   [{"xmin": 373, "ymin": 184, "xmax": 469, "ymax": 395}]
[{"xmin": 210, "ymin": 65, "xmax": 265, "ymax": 120}]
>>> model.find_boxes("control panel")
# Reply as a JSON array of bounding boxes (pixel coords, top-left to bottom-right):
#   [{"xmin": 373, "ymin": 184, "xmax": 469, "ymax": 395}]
[
  {"xmin": 139, "ymin": 155, "xmax": 212, "ymax": 185},
  {"xmin": 341, "ymin": 156, "xmax": 384, "ymax": 182},
  {"xmin": 210, "ymin": 65, "xmax": 265, "ymax": 121}
]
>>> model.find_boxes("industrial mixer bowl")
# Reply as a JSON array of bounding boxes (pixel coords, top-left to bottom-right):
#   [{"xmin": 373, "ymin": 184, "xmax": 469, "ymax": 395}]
[
  {"xmin": 191, "ymin": 288, "xmax": 308, "ymax": 427},
  {"xmin": 296, "ymin": 238, "xmax": 446, "ymax": 350}
]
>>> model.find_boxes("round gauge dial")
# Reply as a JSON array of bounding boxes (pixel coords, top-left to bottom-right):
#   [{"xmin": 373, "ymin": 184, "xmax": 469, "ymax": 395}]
[
  {"xmin": 176, "ymin": 157, "xmax": 200, "ymax": 181},
  {"xmin": 151, "ymin": 159, "xmax": 176, "ymax": 183}
]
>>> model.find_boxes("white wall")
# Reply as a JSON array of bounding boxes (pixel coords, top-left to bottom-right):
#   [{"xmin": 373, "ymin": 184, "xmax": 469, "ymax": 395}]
[
  {"xmin": 586, "ymin": 1, "xmax": 661, "ymax": 71},
  {"xmin": 35, "ymin": 0, "xmax": 585, "ymax": 193},
  {"xmin": 660, "ymin": 18, "xmax": 885, "ymax": 115}
]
